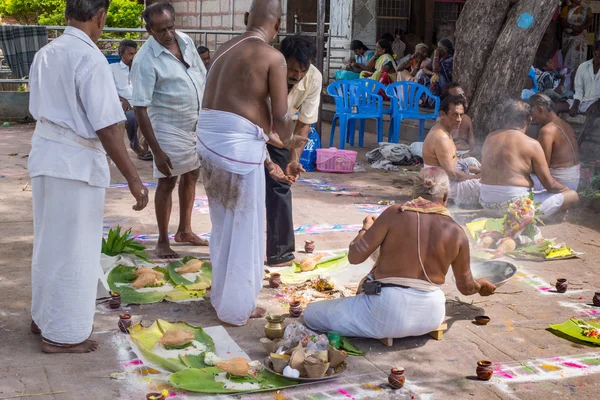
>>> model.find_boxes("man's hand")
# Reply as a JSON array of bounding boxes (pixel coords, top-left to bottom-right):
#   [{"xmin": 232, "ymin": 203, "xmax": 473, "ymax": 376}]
[
  {"xmin": 121, "ymin": 98, "xmax": 132, "ymax": 112},
  {"xmin": 569, "ymin": 106, "xmax": 579, "ymax": 117},
  {"xmin": 129, "ymin": 179, "xmax": 149, "ymax": 211},
  {"xmin": 154, "ymin": 150, "xmax": 173, "ymax": 178},
  {"xmin": 286, "ymin": 161, "xmax": 305, "ymax": 183},
  {"xmin": 476, "ymin": 278, "xmax": 496, "ymax": 296},
  {"xmin": 266, "ymin": 160, "xmax": 292, "ymax": 184},
  {"xmin": 283, "ymin": 135, "xmax": 309, "ymax": 150},
  {"xmin": 363, "ymin": 215, "xmax": 377, "ymax": 230},
  {"xmin": 587, "ymin": 101, "xmax": 600, "ymax": 115}
]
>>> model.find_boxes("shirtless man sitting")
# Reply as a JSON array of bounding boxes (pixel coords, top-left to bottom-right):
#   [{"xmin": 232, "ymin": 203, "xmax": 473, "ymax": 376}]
[
  {"xmin": 439, "ymin": 83, "xmax": 475, "ymax": 154},
  {"xmin": 529, "ymin": 94, "xmax": 580, "ymax": 190},
  {"xmin": 304, "ymin": 168, "xmax": 496, "ymax": 339},
  {"xmin": 479, "ymin": 99, "xmax": 579, "ymax": 219},
  {"xmin": 423, "ymin": 95, "xmax": 481, "ymax": 207}
]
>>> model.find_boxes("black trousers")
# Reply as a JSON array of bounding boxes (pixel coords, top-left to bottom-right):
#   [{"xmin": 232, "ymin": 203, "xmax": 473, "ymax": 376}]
[
  {"xmin": 265, "ymin": 144, "xmax": 295, "ymax": 265},
  {"xmin": 125, "ymin": 109, "xmax": 139, "ymax": 149}
]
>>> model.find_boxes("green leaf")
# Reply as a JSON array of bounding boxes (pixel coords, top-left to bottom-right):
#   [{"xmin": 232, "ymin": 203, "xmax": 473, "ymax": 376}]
[
  {"xmin": 279, "ymin": 253, "xmax": 348, "ymax": 285},
  {"xmin": 340, "ymin": 336, "xmax": 365, "ymax": 355},
  {"xmin": 549, "ymin": 319, "xmax": 600, "ymax": 346},
  {"xmin": 169, "ymin": 368, "xmax": 298, "ymax": 394},
  {"xmin": 167, "ymin": 259, "xmax": 196, "ymax": 286}
]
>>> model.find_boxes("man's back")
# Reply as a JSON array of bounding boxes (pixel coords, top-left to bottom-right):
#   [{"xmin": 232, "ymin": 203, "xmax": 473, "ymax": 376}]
[
  {"xmin": 539, "ymin": 118, "xmax": 580, "ymax": 169},
  {"xmin": 481, "ymin": 129, "xmax": 536, "ymax": 187},
  {"xmin": 203, "ymin": 36, "xmax": 285, "ymax": 134}
]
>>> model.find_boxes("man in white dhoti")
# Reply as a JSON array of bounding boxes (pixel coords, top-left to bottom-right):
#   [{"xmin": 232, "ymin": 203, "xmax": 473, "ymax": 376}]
[
  {"xmin": 304, "ymin": 168, "xmax": 496, "ymax": 339},
  {"xmin": 28, "ymin": 0, "xmax": 148, "ymax": 353},
  {"xmin": 530, "ymin": 94, "xmax": 581, "ymax": 191},
  {"xmin": 480, "ymin": 99, "xmax": 579, "ymax": 219},
  {"xmin": 422, "ymin": 95, "xmax": 481, "ymax": 208},
  {"xmin": 197, "ymin": 0, "xmax": 299, "ymax": 326},
  {"xmin": 132, "ymin": 2, "xmax": 207, "ymax": 258}
]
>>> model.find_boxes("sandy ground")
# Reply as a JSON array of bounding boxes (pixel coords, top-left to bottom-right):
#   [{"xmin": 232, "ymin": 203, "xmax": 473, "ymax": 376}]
[{"xmin": 0, "ymin": 123, "xmax": 600, "ymax": 400}]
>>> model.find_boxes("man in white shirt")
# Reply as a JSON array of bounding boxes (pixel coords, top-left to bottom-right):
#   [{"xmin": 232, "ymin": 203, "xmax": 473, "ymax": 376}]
[
  {"xmin": 265, "ymin": 35, "xmax": 322, "ymax": 267},
  {"xmin": 568, "ymin": 41, "xmax": 600, "ymax": 116},
  {"xmin": 132, "ymin": 2, "xmax": 207, "ymax": 258},
  {"xmin": 110, "ymin": 39, "xmax": 152, "ymax": 160},
  {"xmin": 28, "ymin": 0, "xmax": 148, "ymax": 354}
]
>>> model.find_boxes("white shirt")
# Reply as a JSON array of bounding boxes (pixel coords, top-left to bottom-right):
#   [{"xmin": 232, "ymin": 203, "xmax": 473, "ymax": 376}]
[
  {"xmin": 131, "ymin": 31, "xmax": 206, "ymax": 133},
  {"xmin": 110, "ymin": 61, "xmax": 133, "ymax": 102},
  {"xmin": 288, "ymin": 64, "xmax": 323, "ymax": 125},
  {"xmin": 28, "ymin": 26, "xmax": 125, "ymax": 188},
  {"xmin": 573, "ymin": 58, "xmax": 600, "ymax": 103}
]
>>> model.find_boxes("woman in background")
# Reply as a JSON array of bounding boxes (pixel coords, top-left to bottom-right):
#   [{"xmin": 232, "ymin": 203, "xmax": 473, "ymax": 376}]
[
  {"xmin": 560, "ymin": 0, "xmax": 593, "ymax": 74},
  {"xmin": 333, "ymin": 40, "xmax": 374, "ymax": 81},
  {"xmin": 360, "ymin": 39, "xmax": 397, "ymax": 85}
]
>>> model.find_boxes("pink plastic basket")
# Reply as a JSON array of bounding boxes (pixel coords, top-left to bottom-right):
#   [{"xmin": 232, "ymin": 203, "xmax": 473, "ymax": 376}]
[{"xmin": 316, "ymin": 147, "xmax": 358, "ymax": 173}]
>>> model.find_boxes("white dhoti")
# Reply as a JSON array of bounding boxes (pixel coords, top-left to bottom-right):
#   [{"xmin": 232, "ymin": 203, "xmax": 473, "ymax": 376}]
[
  {"xmin": 197, "ymin": 109, "xmax": 269, "ymax": 326},
  {"xmin": 304, "ymin": 286, "xmax": 446, "ymax": 339},
  {"xmin": 424, "ymin": 157, "xmax": 481, "ymax": 207},
  {"xmin": 532, "ymin": 164, "xmax": 580, "ymax": 191},
  {"xmin": 31, "ymin": 176, "xmax": 105, "ymax": 344},
  {"xmin": 152, "ymin": 121, "xmax": 200, "ymax": 179},
  {"xmin": 567, "ymin": 99, "xmax": 597, "ymax": 114},
  {"xmin": 479, "ymin": 184, "xmax": 564, "ymax": 219}
]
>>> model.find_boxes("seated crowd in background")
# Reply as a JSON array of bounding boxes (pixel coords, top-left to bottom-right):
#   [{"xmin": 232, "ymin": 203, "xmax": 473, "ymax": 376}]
[{"xmin": 334, "ymin": 40, "xmax": 375, "ymax": 81}]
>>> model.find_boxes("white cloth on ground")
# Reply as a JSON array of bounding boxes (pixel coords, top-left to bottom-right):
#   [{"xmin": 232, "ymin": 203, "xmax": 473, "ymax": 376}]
[
  {"xmin": 479, "ymin": 184, "xmax": 564, "ymax": 219},
  {"xmin": 152, "ymin": 121, "xmax": 200, "ymax": 178},
  {"xmin": 532, "ymin": 164, "xmax": 580, "ymax": 191},
  {"xmin": 304, "ymin": 286, "xmax": 446, "ymax": 339},
  {"xmin": 197, "ymin": 109, "xmax": 268, "ymax": 325},
  {"xmin": 423, "ymin": 157, "xmax": 481, "ymax": 207},
  {"xmin": 31, "ymin": 176, "xmax": 105, "ymax": 344}
]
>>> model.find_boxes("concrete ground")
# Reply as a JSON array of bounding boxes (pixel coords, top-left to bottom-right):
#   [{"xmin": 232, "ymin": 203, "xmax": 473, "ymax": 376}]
[{"xmin": 1, "ymin": 122, "xmax": 600, "ymax": 400}]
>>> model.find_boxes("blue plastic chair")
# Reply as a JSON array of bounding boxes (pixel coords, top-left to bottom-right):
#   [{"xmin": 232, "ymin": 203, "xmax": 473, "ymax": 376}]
[
  {"xmin": 351, "ymin": 79, "xmax": 394, "ymax": 144},
  {"xmin": 385, "ymin": 82, "xmax": 440, "ymax": 143},
  {"xmin": 327, "ymin": 80, "xmax": 384, "ymax": 149}
]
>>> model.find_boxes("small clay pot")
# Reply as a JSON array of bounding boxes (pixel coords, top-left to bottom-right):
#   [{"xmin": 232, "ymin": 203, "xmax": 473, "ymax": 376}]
[
  {"xmin": 388, "ymin": 367, "xmax": 405, "ymax": 389},
  {"xmin": 146, "ymin": 393, "xmax": 165, "ymax": 400},
  {"xmin": 474, "ymin": 316, "xmax": 491, "ymax": 325},
  {"xmin": 108, "ymin": 292, "xmax": 121, "ymax": 309},
  {"xmin": 269, "ymin": 273, "xmax": 282, "ymax": 289},
  {"xmin": 593, "ymin": 292, "xmax": 600, "ymax": 307},
  {"xmin": 476, "ymin": 360, "xmax": 493, "ymax": 381},
  {"xmin": 289, "ymin": 300, "xmax": 303, "ymax": 318},
  {"xmin": 304, "ymin": 240, "xmax": 316, "ymax": 254},
  {"xmin": 555, "ymin": 278, "xmax": 568, "ymax": 293},
  {"xmin": 118, "ymin": 314, "xmax": 132, "ymax": 333}
]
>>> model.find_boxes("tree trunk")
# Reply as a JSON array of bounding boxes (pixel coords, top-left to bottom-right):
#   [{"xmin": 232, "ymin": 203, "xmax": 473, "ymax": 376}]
[{"xmin": 455, "ymin": 0, "xmax": 556, "ymax": 140}]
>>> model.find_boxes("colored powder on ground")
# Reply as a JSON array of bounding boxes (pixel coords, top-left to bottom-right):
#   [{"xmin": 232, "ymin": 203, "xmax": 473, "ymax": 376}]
[
  {"xmin": 362, "ymin": 383, "xmax": 382, "ymax": 391},
  {"xmin": 124, "ymin": 359, "xmax": 144, "ymax": 367},
  {"xmin": 495, "ymin": 368, "xmax": 513, "ymax": 379},
  {"xmin": 337, "ymin": 389, "xmax": 356, "ymax": 399},
  {"xmin": 541, "ymin": 364, "xmax": 560, "ymax": 371},
  {"xmin": 516, "ymin": 273, "xmax": 527, "ymax": 277},
  {"xmin": 539, "ymin": 287, "xmax": 551, "ymax": 291},
  {"xmin": 562, "ymin": 362, "xmax": 586, "ymax": 369},
  {"xmin": 521, "ymin": 365, "xmax": 536, "ymax": 374},
  {"xmin": 583, "ymin": 358, "xmax": 600, "ymax": 365}
]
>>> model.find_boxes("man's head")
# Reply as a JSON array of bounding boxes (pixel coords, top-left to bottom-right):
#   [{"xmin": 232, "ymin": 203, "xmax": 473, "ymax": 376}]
[
  {"xmin": 413, "ymin": 167, "xmax": 450, "ymax": 205},
  {"xmin": 528, "ymin": 94, "xmax": 555, "ymax": 125},
  {"xmin": 593, "ymin": 41, "xmax": 600, "ymax": 65},
  {"xmin": 65, "ymin": 0, "xmax": 110, "ymax": 42},
  {"xmin": 439, "ymin": 95, "xmax": 466, "ymax": 130},
  {"xmin": 197, "ymin": 46, "xmax": 210, "ymax": 68},
  {"xmin": 143, "ymin": 2, "xmax": 176, "ymax": 47},
  {"xmin": 502, "ymin": 99, "xmax": 532, "ymax": 131},
  {"xmin": 280, "ymin": 35, "xmax": 316, "ymax": 86},
  {"xmin": 350, "ymin": 40, "xmax": 367, "ymax": 57},
  {"xmin": 118, "ymin": 39, "xmax": 137, "ymax": 67},
  {"xmin": 244, "ymin": 0, "xmax": 282, "ymax": 43},
  {"xmin": 442, "ymin": 82, "xmax": 465, "ymax": 102},
  {"xmin": 437, "ymin": 39, "xmax": 454, "ymax": 58},
  {"xmin": 415, "ymin": 43, "xmax": 429, "ymax": 58}
]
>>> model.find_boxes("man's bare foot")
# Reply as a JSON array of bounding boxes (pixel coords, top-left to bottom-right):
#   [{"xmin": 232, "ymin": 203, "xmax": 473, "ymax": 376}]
[
  {"xmin": 174, "ymin": 231, "xmax": 209, "ymax": 246},
  {"xmin": 31, "ymin": 320, "xmax": 41, "ymax": 335},
  {"xmin": 156, "ymin": 242, "xmax": 180, "ymax": 259},
  {"xmin": 41, "ymin": 338, "xmax": 99, "ymax": 354},
  {"xmin": 249, "ymin": 307, "xmax": 266, "ymax": 319},
  {"xmin": 267, "ymin": 261, "xmax": 294, "ymax": 267}
]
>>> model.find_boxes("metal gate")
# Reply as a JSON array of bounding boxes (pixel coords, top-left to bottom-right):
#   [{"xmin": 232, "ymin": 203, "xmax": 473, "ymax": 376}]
[{"xmin": 376, "ymin": 0, "xmax": 411, "ymax": 39}]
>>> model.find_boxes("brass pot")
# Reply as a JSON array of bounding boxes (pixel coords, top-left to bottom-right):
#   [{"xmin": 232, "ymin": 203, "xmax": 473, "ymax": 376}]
[{"xmin": 264, "ymin": 315, "xmax": 285, "ymax": 340}]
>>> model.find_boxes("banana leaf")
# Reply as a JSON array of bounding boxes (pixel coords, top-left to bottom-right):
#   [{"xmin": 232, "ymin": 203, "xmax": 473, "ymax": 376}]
[
  {"xmin": 549, "ymin": 319, "xmax": 600, "ymax": 346},
  {"xmin": 169, "ymin": 367, "xmax": 298, "ymax": 394},
  {"xmin": 167, "ymin": 256, "xmax": 212, "ymax": 288},
  {"xmin": 129, "ymin": 320, "xmax": 215, "ymax": 372},
  {"xmin": 279, "ymin": 253, "xmax": 348, "ymax": 285},
  {"xmin": 340, "ymin": 336, "xmax": 365, "ymax": 356}
]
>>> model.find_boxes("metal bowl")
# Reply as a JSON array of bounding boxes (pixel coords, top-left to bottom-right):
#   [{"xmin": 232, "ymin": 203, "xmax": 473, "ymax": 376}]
[{"xmin": 453, "ymin": 260, "xmax": 517, "ymax": 288}]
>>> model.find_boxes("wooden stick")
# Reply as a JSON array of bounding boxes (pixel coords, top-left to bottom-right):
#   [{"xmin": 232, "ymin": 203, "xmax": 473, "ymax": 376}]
[{"xmin": 0, "ymin": 391, "xmax": 67, "ymax": 399}]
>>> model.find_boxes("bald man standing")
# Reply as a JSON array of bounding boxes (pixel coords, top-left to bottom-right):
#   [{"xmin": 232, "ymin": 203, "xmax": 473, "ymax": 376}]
[{"xmin": 197, "ymin": 0, "xmax": 303, "ymax": 326}]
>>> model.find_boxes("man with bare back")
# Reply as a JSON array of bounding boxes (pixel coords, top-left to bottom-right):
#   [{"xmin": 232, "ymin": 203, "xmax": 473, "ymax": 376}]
[
  {"xmin": 529, "ymin": 94, "xmax": 581, "ymax": 191},
  {"xmin": 423, "ymin": 95, "xmax": 481, "ymax": 207},
  {"xmin": 479, "ymin": 99, "xmax": 579, "ymax": 219},
  {"xmin": 304, "ymin": 168, "xmax": 496, "ymax": 339},
  {"xmin": 197, "ymin": 0, "xmax": 302, "ymax": 326},
  {"xmin": 131, "ymin": 2, "xmax": 207, "ymax": 258}
]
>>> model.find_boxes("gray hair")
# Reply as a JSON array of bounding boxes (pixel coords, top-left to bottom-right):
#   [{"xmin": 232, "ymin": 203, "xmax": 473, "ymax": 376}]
[
  {"xmin": 415, "ymin": 43, "xmax": 429, "ymax": 56},
  {"xmin": 528, "ymin": 93, "xmax": 554, "ymax": 112},
  {"xmin": 413, "ymin": 168, "xmax": 450, "ymax": 202},
  {"xmin": 143, "ymin": 2, "xmax": 175, "ymax": 27},
  {"xmin": 502, "ymin": 98, "xmax": 532, "ymax": 130},
  {"xmin": 65, "ymin": 0, "xmax": 110, "ymax": 22}
]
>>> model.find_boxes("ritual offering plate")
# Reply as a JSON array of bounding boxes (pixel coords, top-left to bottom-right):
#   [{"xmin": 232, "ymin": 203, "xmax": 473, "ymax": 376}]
[
  {"xmin": 263, "ymin": 357, "xmax": 347, "ymax": 382},
  {"xmin": 453, "ymin": 260, "xmax": 517, "ymax": 288}
]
